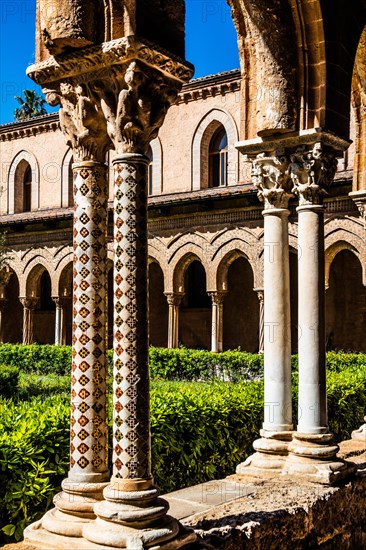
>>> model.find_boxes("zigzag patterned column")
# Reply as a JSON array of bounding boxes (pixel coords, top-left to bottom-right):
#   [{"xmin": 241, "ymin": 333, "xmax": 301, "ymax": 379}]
[{"xmin": 41, "ymin": 161, "xmax": 110, "ymax": 538}]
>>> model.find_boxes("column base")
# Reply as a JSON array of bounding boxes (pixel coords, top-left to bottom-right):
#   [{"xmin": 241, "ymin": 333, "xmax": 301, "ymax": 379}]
[
  {"xmin": 351, "ymin": 420, "xmax": 366, "ymax": 442},
  {"xmin": 286, "ymin": 432, "xmax": 356, "ymax": 484},
  {"xmin": 236, "ymin": 431, "xmax": 293, "ymax": 477},
  {"xmin": 24, "ymin": 519, "xmax": 196, "ymax": 550},
  {"xmin": 83, "ymin": 515, "xmax": 195, "ymax": 549},
  {"xmin": 285, "ymin": 453, "xmax": 356, "ymax": 484},
  {"xmin": 40, "ymin": 474, "xmax": 110, "ymax": 537},
  {"xmin": 83, "ymin": 479, "xmax": 196, "ymax": 549}
]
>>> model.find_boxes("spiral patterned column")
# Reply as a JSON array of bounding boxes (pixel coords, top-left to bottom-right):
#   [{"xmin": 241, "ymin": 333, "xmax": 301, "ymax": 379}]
[{"xmin": 42, "ymin": 161, "xmax": 110, "ymax": 538}]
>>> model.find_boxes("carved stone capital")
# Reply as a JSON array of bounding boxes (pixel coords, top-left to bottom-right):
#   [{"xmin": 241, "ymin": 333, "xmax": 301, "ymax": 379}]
[
  {"xmin": 255, "ymin": 289, "xmax": 264, "ymax": 304},
  {"xmin": 251, "ymin": 152, "xmax": 292, "ymax": 210},
  {"xmin": 288, "ymin": 143, "xmax": 338, "ymax": 206},
  {"xmin": 208, "ymin": 291, "xmax": 227, "ymax": 305},
  {"xmin": 27, "ymin": 37, "xmax": 194, "ymax": 158},
  {"xmin": 53, "ymin": 83, "xmax": 111, "ymax": 162},
  {"xmin": 20, "ymin": 297, "xmax": 39, "ymax": 310},
  {"xmin": 52, "ymin": 296, "xmax": 67, "ymax": 308},
  {"xmin": 349, "ymin": 190, "xmax": 366, "ymax": 219},
  {"xmin": 165, "ymin": 292, "xmax": 184, "ymax": 307}
]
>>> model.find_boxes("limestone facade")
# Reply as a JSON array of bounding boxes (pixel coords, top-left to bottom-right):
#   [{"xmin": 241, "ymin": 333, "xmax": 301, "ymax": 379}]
[{"xmin": 0, "ymin": 70, "xmax": 365, "ymax": 353}]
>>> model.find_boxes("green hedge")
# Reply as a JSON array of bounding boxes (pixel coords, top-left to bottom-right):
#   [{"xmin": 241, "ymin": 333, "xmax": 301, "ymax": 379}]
[
  {"xmin": 0, "ymin": 365, "xmax": 20, "ymax": 398},
  {"xmin": 2, "ymin": 361, "xmax": 366, "ymax": 543},
  {"xmin": 3, "ymin": 343, "xmax": 366, "ymax": 382},
  {"xmin": 0, "ymin": 344, "xmax": 72, "ymax": 375},
  {"xmin": 149, "ymin": 347, "xmax": 264, "ymax": 381},
  {"xmin": 0, "ymin": 395, "xmax": 69, "ymax": 543}
]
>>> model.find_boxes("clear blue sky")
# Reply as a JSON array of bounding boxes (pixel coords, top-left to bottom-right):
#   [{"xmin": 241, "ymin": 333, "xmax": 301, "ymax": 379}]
[{"xmin": 0, "ymin": 0, "xmax": 239, "ymax": 125}]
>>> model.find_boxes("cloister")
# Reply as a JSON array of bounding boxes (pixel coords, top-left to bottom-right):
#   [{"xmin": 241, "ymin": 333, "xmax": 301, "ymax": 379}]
[{"xmin": 1, "ymin": 0, "xmax": 366, "ymax": 547}]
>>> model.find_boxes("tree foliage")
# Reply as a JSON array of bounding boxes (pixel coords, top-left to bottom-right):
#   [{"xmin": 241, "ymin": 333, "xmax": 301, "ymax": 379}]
[{"xmin": 14, "ymin": 90, "xmax": 47, "ymax": 122}]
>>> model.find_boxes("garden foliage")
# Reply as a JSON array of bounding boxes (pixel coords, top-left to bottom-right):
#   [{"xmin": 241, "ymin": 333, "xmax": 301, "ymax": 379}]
[{"xmin": 0, "ymin": 347, "xmax": 366, "ymax": 543}]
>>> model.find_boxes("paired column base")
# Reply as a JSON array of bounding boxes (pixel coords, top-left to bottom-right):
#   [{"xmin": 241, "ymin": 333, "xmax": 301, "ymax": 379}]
[
  {"xmin": 237, "ymin": 431, "xmax": 356, "ymax": 485},
  {"xmin": 24, "ymin": 519, "xmax": 196, "ymax": 550},
  {"xmin": 286, "ymin": 432, "xmax": 356, "ymax": 484},
  {"xmin": 236, "ymin": 430, "xmax": 292, "ymax": 477}
]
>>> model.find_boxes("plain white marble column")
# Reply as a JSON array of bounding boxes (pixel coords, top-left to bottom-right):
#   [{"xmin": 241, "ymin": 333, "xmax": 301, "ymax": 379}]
[
  {"xmin": 287, "ymin": 142, "xmax": 354, "ymax": 483},
  {"xmin": 261, "ymin": 208, "xmax": 292, "ymax": 434},
  {"xmin": 296, "ymin": 204, "xmax": 327, "ymax": 434},
  {"xmin": 53, "ymin": 298, "xmax": 63, "ymax": 346},
  {"xmin": 209, "ymin": 291, "xmax": 226, "ymax": 353}
]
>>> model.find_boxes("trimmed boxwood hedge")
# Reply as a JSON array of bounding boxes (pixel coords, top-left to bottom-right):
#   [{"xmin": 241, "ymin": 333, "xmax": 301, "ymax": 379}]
[
  {"xmin": 0, "ymin": 365, "xmax": 20, "ymax": 398},
  {"xmin": 1, "ymin": 345, "xmax": 366, "ymax": 543},
  {"xmin": 1, "ymin": 359, "xmax": 366, "ymax": 543}
]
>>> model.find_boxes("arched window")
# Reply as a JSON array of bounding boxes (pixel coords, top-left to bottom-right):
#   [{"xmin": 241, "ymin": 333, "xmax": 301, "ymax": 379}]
[
  {"xmin": 147, "ymin": 146, "xmax": 153, "ymax": 196},
  {"xmin": 23, "ymin": 164, "xmax": 32, "ymax": 212},
  {"xmin": 209, "ymin": 127, "xmax": 228, "ymax": 187}
]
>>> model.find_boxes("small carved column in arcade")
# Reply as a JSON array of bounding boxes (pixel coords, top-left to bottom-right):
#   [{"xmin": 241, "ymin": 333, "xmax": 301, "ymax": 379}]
[
  {"xmin": 255, "ymin": 289, "xmax": 264, "ymax": 354},
  {"xmin": 208, "ymin": 291, "xmax": 226, "ymax": 353},
  {"xmin": 52, "ymin": 296, "xmax": 66, "ymax": 346},
  {"xmin": 287, "ymin": 141, "xmax": 355, "ymax": 483},
  {"xmin": 236, "ymin": 151, "xmax": 293, "ymax": 475},
  {"xmin": 165, "ymin": 292, "xmax": 183, "ymax": 349},
  {"xmin": 0, "ymin": 271, "xmax": 12, "ymax": 343},
  {"xmin": 20, "ymin": 297, "xmax": 38, "ymax": 345},
  {"xmin": 0, "ymin": 299, "xmax": 7, "ymax": 343}
]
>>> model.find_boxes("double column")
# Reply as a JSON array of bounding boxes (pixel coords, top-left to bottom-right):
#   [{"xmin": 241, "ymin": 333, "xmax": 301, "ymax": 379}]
[
  {"xmin": 236, "ymin": 133, "xmax": 353, "ymax": 483},
  {"xmin": 208, "ymin": 291, "xmax": 226, "ymax": 353},
  {"xmin": 20, "ymin": 297, "xmax": 38, "ymax": 345},
  {"xmin": 26, "ymin": 40, "xmax": 195, "ymax": 548}
]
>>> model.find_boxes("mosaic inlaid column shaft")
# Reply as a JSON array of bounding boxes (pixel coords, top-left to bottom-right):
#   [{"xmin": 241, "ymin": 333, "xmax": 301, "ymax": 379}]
[
  {"xmin": 69, "ymin": 160, "xmax": 109, "ymax": 481},
  {"xmin": 111, "ymin": 154, "xmax": 151, "ymax": 483}
]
